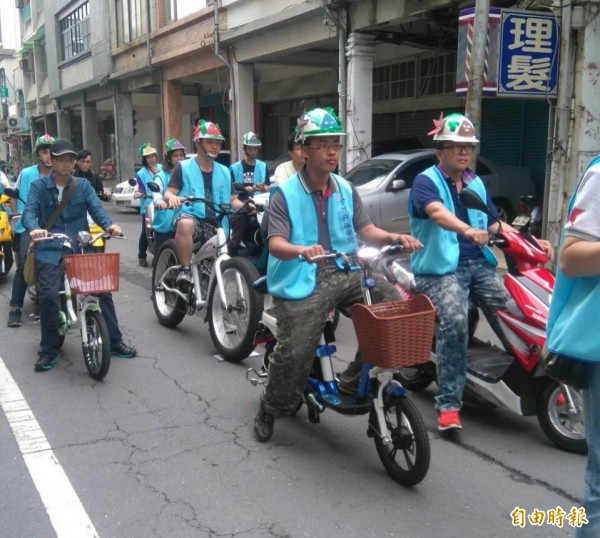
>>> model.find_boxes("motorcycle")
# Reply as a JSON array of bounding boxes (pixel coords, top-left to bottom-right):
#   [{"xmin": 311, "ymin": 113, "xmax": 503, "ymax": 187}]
[
  {"xmin": 0, "ymin": 193, "xmax": 14, "ymax": 279},
  {"xmin": 246, "ymin": 245, "xmax": 435, "ymax": 487},
  {"xmin": 393, "ymin": 189, "xmax": 586, "ymax": 454},
  {"xmin": 512, "ymin": 194, "xmax": 543, "ymax": 237}
]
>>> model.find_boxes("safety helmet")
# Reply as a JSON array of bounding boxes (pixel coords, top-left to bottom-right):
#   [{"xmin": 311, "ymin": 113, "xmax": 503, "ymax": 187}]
[
  {"xmin": 165, "ymin": 137, "xmax": 186, "ymax": 154},
  {"xmin": 35, "ymin": 134, "xmax": 56, "ymax": 152},
  {"xmin": 295, "ymin": 107, "xmax": 346, "ymax": 143},
  {"xmin": 138, "ymin": 143, "xmax": 158, "ymax": 158},
  {"xmin": 50, "ymin": 139, "xmax": 78, "ymax": 157},
  {"xmin": 428, "ymin": 112, "xmax": 479, "ymax": 144},
  {"xmin": 193, "ymin": 120, "xmax": 225, "ymax": 142},
  {"xmin": 242, "ymin": 131, "xmax": 262, "ymax": 147}
]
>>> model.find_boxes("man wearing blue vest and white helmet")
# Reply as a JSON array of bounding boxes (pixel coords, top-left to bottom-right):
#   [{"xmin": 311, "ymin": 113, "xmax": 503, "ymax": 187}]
[
  {"xmin": 229, "ymin": 131, "xmax": 269, "ymax": 255},
  {"xmin": 408, "ymin": 112, "xmax": 517, "ymax": 432},
  {"xmin": 164, "ymin": 120, "xmax": 232, "ymax": 289},
  {"xmin": 7, "ymin": 134, "xmax": 55, "ymax": 327},
  {"xmin": 252, "ymin": 107, "xmax": 422, "ymax": 442}
]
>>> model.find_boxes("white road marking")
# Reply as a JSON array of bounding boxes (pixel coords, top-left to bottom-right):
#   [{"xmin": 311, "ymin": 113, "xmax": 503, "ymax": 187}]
[{"xmin": 0, "ymin": 357, "xmax": 99, "ymax": 537}]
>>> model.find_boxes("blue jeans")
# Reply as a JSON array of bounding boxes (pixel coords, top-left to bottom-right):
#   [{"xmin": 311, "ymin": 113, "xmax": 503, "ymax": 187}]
[
  {"xmin": 37, "ymin": 262, "xmax": 123, "ymax": 359},
  {"xmin": 576, "ymin": 363, "xmax": 600, "ymax": 537},
  {"xmin": 415, "ymin": 258, "xmax": 509, "ymax": 411},
  {"xmin": 9, "ymin": 231, "xmax": 30, "ymax": 308}
]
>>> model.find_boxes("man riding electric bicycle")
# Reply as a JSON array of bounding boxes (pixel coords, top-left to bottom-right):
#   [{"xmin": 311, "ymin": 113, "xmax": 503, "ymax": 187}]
[{"xmin": 252, "ymin": 107, "xmax": 421, "ymax": 442}]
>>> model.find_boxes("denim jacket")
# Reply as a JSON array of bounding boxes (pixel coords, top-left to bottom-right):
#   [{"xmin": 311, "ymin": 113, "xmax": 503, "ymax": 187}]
[{"xmin": 22, "ymin": 174, "xmax": 113, "ymax": 265}]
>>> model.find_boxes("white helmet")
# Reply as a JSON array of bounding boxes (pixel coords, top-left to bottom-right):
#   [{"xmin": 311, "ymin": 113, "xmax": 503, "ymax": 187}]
[{"xmin": 429, "ymin": 112, "xmax": 479, "ymax": 144}]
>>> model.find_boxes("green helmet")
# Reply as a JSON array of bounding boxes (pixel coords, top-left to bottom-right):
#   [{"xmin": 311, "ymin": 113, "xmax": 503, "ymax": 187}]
[
  {"xmin": 429, "ymin": 112, "xmax": 479, "ymax": 144},
  {"xmin": 242, "ymin": 131, "xmax": 262, "ymax": 147},
  {"xmin": 138, "ymin": 143, "xmax": 158, "ymax": 158},
  {"xmin": 193, "ymin": 120, "xmax": 225, "ymax": 142},
  {"xmin": 35, "ymin": 134, "xmax": 56, "ymax": 152},
  {"xmin": 165, "ymin": 137, "xmax": 186, "ymax": 154},
  {"xmin": 295, "ymin": 107, "xmax": 345, "ymax": 143}
]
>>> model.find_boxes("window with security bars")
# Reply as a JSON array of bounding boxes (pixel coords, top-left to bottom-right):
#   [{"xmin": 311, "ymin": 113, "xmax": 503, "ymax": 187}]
[
  {"xmin": 116, "ymin": 0, "xmax": 150, "ymax": 45},
  {"xmin": 59, "ymin": 1, "xmax": 90, "ymax": 62},
  {"xmin": 373, "ymin": 61, "xmax": 416, "ymax": 101},
  {"xmin": 418, "ymin": 53, "xmax": 456, "ymax": 97}
]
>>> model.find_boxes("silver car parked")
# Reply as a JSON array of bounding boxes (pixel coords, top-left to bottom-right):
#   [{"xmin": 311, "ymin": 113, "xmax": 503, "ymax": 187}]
[{"xmin": 346, "ymin": 149, "xmax": 536, "ymax": 234}]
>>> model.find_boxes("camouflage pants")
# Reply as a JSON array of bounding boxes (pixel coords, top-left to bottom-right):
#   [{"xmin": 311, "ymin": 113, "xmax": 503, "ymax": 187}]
[
  {"xmin": 415, "ymin": 258, "xmax": 509, "ymax": 411},
  {"xmin": 261, "ymin": 267, "xmax": 399, "ymax": 417}
]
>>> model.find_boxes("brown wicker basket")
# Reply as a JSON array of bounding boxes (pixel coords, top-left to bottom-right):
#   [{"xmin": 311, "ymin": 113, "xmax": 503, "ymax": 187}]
[
  {"xmin": 350, "ymin": 294, "xmax": 435, "ymax": 369},
  {"xmin": 63, "ymin": 253, "xmax": 120, "ymax": 295}
]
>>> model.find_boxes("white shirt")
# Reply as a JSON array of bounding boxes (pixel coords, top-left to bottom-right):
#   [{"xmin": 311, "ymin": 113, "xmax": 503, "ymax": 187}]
[
  {"xmin": 565, "ymin": 161, "xmax": 600, "ymax": 242},
  {"xmin": 0, "ymin": 171, "xmax": 9, "ymax": 189},
  {"xmin": 272, "ymin": 161, "xmax": 298, "ymax": 184}
]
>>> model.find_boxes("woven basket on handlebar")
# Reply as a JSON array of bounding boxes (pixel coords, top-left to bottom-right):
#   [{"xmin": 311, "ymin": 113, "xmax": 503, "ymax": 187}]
[
  {"xmin": 350, "ymin": 294, "xmax": 435, "ymax": 369},
  {"xmin": 63, "ymin": 253, "xmax": 120, "ymax": 294}
]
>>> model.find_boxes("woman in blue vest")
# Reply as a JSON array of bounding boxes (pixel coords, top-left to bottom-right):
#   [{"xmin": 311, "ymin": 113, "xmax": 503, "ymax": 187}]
[
  {"xmin": 408, "ymin": 112, "xmax": 514, "ymax": 432},
  {"xmin": 252, "ymin": 107, "xmax": 421, "ymax": 442},
  {"xmin": 152, "ymin": 138, "xmax": 186, "ymax": 250},
  {"xmin": 163, "ymin": 120, "xmax": 231, "ymax": 289},
  {"xmin": 547, "ymin": 156, "xmax": 600, "ymax": 537},
  {"xmin": 229, "ymin": 131, "xmax": 269, "ymax": 255},
  {"xmin": 7, "ymin": 133, "xmax": 55, "ymax": 328},
  {"xmin": 134, "ymin": 143, "xmax": 162, "ymax": 266}
]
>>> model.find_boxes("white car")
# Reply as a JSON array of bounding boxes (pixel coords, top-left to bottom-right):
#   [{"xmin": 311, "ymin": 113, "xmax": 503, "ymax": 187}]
[{"xmin": 112, "ymin": 179, "xmax": 140, "ymax": 210}]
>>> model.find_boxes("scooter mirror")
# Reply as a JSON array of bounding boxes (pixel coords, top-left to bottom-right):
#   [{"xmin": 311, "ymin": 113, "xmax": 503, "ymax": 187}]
[
  {"xmin": 3, "ymin": 187, "xmax": 19, "ymax": 199},
  {"xmin": 459, "ymin": 189, "xmax": 492, "ymax": 217},
  {"xmin": 128, "ymin": 178, "xmax": 137, "ymax": 186},
  {"xmin": 147, "ymin": 181, "xmax": 161, "ymax": 193}
]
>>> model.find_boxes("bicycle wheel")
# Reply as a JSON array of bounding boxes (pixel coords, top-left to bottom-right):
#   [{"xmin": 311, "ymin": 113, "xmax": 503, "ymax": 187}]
[
  {"xmin": 82, "ymin": 309, "xmax": 111, "ymax": 380},
  {"xmin": 369, "ymin": 393, "xmax": 430, "ymax": 487},
  {"xmin": 152, "ymin": 239, "xmax": 186, "ymax": 327},
  {"xmin": 207, "ymin": 257, "xmax": 263, "ymax": 362}
]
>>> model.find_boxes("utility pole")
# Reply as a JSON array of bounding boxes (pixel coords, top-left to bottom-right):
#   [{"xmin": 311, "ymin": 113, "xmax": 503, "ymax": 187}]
[{"xmin": 464, "ymin": 0, "xmax": 490, "ymax": 166}]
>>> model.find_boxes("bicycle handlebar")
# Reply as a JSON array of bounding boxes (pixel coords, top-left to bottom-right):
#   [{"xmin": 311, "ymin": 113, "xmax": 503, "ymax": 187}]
[{"xmin": 298, "ymin": 243, "xmax": 405, "ymax": 264}]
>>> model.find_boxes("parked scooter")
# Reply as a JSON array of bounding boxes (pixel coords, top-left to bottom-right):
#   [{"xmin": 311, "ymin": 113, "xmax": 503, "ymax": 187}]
[
  {"xmin": 393, "ymin": 189, "xmax": 586, "ymax": 454},
  {"xmin": 0, "ymin": 193, "xmax": 15, "ymax": 279},
  {"xmin": 512, "ymin": 195, "xmax": 543, "ymax": 237}
]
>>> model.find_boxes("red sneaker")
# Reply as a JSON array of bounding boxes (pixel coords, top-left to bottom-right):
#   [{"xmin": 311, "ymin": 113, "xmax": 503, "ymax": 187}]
[{"xmin": 437, "ymin": 410, "xmax": 462, "ymax": 431}]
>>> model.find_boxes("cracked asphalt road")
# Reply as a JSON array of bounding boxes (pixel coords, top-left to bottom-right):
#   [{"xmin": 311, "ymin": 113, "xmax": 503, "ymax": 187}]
[{"xmin": 0, "ymin": 203, "xmax": 586, "ymax": 538}]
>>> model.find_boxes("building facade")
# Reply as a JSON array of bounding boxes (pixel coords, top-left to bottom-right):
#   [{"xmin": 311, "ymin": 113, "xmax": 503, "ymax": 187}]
[{"xmin": 2, "ymin": 0, "xmax": 599, "ymax": 240}]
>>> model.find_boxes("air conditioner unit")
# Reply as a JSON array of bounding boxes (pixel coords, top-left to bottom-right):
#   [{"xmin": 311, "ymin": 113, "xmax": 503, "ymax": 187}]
[
  {"xmin": 16, "ymin": 0, "xmax": 25, "ymax": 8},
  {"xmin": 8, "ymin": 117, "xmax": 23, "ymax": 130}
]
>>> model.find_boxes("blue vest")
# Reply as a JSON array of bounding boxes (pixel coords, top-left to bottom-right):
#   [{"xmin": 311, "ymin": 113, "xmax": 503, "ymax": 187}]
[
  {"xmin": 230, "ymin": 159, "xmax": 267, "ymax": 186},
  {"xmin": 409, "ymin": 166, "xmax": 497, "ymax": 275},
  {"xmin": 547, "ymin": 157, "xmax": 600, "ymax": 363},
  {"xmin": 136, "ymin": 164, "xmax": 163, "ymax": 215},
  {"xmin": 178, "ymin": 157, "xmax": 231, "ymax": 237},
  {"xmin": 267, "ymin": 173, "xmax": 357, "ymax": 300},
  {"xmin": 15, "ymin": 165, "xmax": 44, "ymax": 233},
  {"xmin": 151, "ymin": 169, "xmax": 177, "ymax": 233}
]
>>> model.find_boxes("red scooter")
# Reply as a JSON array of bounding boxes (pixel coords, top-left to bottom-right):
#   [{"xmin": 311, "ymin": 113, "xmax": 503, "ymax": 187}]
[{"xmin": 393, "ymin": 189, "xmax": 586, "ymax": 454}]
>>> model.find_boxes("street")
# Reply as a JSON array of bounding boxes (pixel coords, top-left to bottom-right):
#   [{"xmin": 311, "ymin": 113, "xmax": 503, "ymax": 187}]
[{"xmin": 0, "ymin": 203, "xmax": 586, "ymax": 538}]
